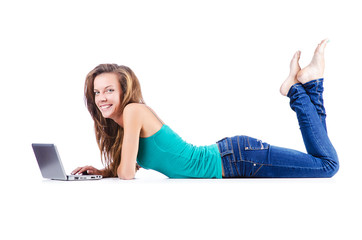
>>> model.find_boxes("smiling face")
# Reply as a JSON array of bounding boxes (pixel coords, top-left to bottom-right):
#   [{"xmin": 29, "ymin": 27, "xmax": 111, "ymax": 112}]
[{"xmin": 93, "ymin": 72, "xmax": 123, "ymax": 120}]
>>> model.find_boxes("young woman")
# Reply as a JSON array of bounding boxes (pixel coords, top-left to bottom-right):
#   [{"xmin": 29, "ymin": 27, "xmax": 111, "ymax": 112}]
[{"xmin": 72, "ymin": 39, "xmax": 339, "ymax": 180}]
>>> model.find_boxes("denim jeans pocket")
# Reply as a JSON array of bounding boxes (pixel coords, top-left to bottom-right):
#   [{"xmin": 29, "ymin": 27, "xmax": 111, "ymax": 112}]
[
  {"xmin": 244, "ymin": 136, "xmax": 270, "ymax": 151},
  {"xmin": 217, "ymin": 136, "xmax": 270, "ymax": 177},
  {"xmin": 237, "ymin": 161, "xmax": 263, "ymax": 177}
]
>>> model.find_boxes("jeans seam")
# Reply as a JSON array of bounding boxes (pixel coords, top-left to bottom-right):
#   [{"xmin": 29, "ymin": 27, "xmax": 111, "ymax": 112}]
[
  {"xmin": 307, "ymin": 89, "xmax": 330, "ymax": 158},
  {"xmin": 235, "ymin": 136, "xmax": 242, "ymax": 176},
  {"xmin": 297, "ymin": 86, "xmax": 327, "ymax": 158},
  {"xmin": 230, "ymin": 138, "xmax": 240, "ymax": 176},
  {"xmin": 251, "ymin": 165, "xmax": 263, "ymax": 177},
  {"xmin": 226, "ymin": 139, "xmax": 234, "ymax": 177},
  {"xmin": 315, "ymin": 82, "xmax": 323, "ymax": 123}
]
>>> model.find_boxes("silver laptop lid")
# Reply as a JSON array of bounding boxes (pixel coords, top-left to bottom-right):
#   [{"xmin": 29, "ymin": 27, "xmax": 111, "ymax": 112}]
[{"xmin": 32, "ymin": 143, "xmax": 67, "ymax": 180}]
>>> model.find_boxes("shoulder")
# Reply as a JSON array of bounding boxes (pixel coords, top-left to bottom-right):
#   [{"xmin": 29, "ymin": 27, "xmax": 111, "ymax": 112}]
[
  {"xmin": 122, "ymin": 103, "xmax": 147, "ymax": 125},
  {"xmin": 123, "ymin": 103, "xmax": 147, "ymax": 116}
]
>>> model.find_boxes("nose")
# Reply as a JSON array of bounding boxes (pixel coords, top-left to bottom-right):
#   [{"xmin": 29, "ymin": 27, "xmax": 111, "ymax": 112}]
[
  {"xmin": 96, "ymin": 93, "xmax": 107, "ymax": 102},
  {"xmin": 100, "ymin": 94, "xmax": 107, "ymax": 101}
]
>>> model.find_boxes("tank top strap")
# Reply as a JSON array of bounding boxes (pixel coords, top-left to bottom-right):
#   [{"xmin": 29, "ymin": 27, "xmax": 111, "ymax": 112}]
[{"xmin": 144, "ymin": 105, "xmax": 164, "ymax": 125}]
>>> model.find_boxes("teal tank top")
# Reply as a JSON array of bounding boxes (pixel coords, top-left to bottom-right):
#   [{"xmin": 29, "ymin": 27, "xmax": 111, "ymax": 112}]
[{"xmin": 137, "ymin": 125, "xmax": 222, "ymax": 178}]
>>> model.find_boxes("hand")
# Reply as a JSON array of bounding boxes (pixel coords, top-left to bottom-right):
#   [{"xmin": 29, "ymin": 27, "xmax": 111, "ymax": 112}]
[{"xmin": 71, "ymin": 166, "xmax": 102, "ymax": 176}]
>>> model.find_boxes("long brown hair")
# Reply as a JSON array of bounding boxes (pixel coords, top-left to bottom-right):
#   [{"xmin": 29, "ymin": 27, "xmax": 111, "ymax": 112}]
[{"xmin": 84, "ymin": 64, "xmax": 144, "ymax": 177}]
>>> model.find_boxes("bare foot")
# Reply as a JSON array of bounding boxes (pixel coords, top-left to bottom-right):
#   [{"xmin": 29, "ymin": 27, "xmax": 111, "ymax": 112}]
[
  {"xmin": 297, "ymin": 39, "xmax": 328, "ymax": 84},
  {"xmin": 280, "ymin": 50, "xmax": 301, "ymax": 96}
]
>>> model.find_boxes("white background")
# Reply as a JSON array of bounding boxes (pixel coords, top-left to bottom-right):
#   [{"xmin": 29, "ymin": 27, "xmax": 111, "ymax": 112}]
[{"xmin": 1, "ymin": 0, "xmax": 361, "ymax": 239}]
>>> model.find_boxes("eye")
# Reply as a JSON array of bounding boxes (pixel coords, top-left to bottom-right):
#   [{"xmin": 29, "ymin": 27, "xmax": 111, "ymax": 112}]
[
  {"xmin": 106, "ymin": 89, "xmax": 114, "ymax": 93},
  {"xmin": 94, "ymin": 91, "xmax": 100, "ymax": 96}
]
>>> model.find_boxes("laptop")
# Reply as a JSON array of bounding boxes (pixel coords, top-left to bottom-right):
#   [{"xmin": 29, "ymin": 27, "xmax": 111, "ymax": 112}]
[{"xmin": 32, "ymin": 143, "xmax": 102, "ymax": 181}]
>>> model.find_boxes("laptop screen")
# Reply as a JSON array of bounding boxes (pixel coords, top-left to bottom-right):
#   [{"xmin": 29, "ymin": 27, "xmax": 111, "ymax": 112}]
[{"xmin": 32, "ymin": 144, "xmax": 67, "ymax": 180}]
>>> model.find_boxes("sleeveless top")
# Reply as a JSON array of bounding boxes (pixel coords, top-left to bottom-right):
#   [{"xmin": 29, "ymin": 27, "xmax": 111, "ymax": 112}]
[{"xmin": 136, "ymin": 125, "xmax": 223, "ymax": 178}]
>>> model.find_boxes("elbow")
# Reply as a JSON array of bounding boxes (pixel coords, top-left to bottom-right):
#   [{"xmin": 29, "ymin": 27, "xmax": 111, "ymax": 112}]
[
  {"xmin": 117, "ymin": 170, "xmax": 135, "ymax": 180},
  {"xmin": 118, "ymin": 175, "xmax": 135, "ymax": 180}
]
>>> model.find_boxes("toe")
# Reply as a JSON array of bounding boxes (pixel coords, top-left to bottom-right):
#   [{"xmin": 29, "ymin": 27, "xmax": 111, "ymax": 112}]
[
  {"xmin": 294, "ymin": 50, "xmax": 301, "ymax": 60},
  {"xmin": 291, "ymin": 51, "xmax": 301, "ymax": 71},
  {"xmin": 317, "ymin": 39, "xmax": 328, "ymax": 53},
  {"xmin": 296, "ymin": 50, "xmax": 301, "ymax": 61}
]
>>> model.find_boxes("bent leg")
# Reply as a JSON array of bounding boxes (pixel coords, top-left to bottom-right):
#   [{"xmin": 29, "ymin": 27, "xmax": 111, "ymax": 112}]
[
  {"xmin": 284, "ymin": 83, "xmax": 338, "ymax": 176},
  {"xmin": 303, "ymin": 78, "xmax": 327, "ymax": 132},
  {"xmin": 287, "ymin": 83, "xmax": 336, "ymax": 157},
  {"xmin": 255, "ymin": 82, "xmax": 338, "ymax": 178},
  {"xmin": 217, "ymin": 82, "xmax": 338, "ymax": 178}
]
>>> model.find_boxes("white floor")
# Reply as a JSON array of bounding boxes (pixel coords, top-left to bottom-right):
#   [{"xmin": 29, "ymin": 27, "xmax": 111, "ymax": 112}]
[{"xmin": 2, "ymin": 166, "xmax": 361, "ymax": 240}]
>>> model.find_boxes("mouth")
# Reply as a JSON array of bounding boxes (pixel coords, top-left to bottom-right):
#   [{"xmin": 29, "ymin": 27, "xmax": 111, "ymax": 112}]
[{"xmin": 99, "ymin": 104, "xmax": 113, "ymax": 110}]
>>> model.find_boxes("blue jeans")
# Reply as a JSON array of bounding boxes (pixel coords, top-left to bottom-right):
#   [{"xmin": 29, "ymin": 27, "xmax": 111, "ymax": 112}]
[{"xmin": 217, "ymin": 79, "xmax": 339, "ymax": 178}]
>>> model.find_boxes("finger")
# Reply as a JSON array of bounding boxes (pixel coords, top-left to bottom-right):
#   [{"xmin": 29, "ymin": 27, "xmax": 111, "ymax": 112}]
[
  {"xmin": 71, "ymin": 167, "xmax": 83, "ymax": 175},
  {"xmin": 79, "ymin": 166, "xmax": 93, "ymax": 175},
  {"xmin": 74, "ymin": 166, "xmax": 93, "ymax": 175},
  {"xmin": 87, "ymin": 167, "xmax": 102, "ymax": 175}
]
